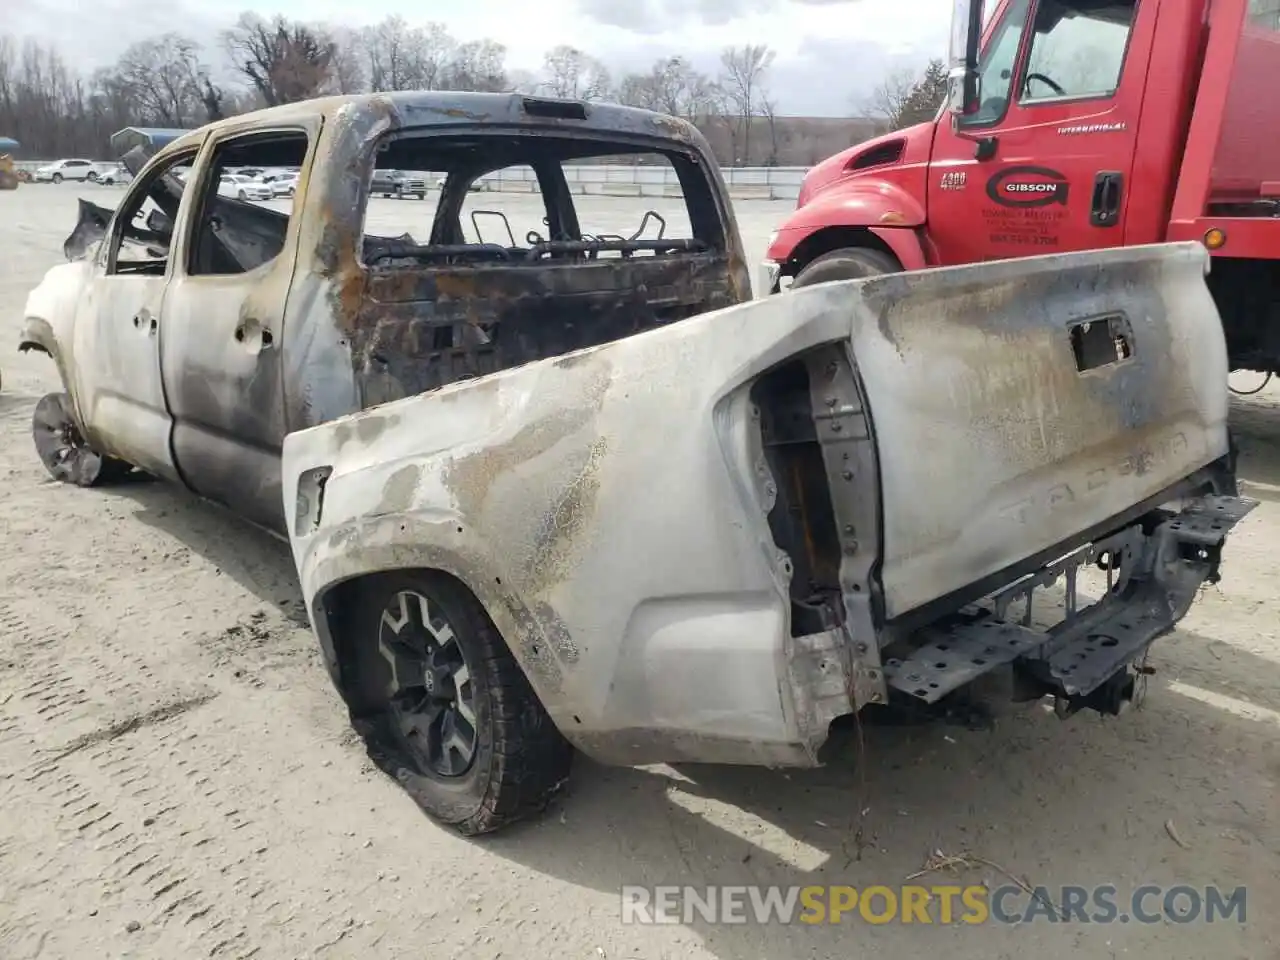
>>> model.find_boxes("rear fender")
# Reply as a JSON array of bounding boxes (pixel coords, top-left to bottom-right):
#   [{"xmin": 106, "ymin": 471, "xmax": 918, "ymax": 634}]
[{"xmin": 298, "ymin": 510, "xmax": 520, "ymax": 693}]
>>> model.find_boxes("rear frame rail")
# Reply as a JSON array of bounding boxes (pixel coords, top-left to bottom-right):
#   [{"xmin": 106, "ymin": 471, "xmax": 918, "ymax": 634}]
[{"xmin": 883, "ymin": 495, "xmax": 1258, "ymax": 705}]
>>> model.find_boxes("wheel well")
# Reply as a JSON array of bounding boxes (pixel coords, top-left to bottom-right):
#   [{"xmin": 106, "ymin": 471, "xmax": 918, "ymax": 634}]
[
  {"xmin": 784, "ymin": 226, "xmax": 899, "ymax": 276},
  {"xmin": 17, "ymin": 340, "xmax": 51, "ymax": 357},
  {"xmin": 318, "ymin": 567, "xmax": 490, "ymax": 712}
]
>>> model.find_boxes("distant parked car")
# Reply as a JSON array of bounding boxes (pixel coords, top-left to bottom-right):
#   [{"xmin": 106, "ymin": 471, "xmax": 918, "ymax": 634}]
[
  {"xmin": 269, "ymin": 173, "xmax": 298, "ymax": 197},
  {"xmin": 371, "ymin": 169, "xmax": 428, "ymax": 199},
  {"xmin": 436, "ymin": 175, "xmax": 484, "ymax": 192},
  {"xmin": 33, "ymin": 159, "xmax": 98, "ymax": 184},
  {"xmin": 94, "ymin": 164, "xmax": 132, "ymax": 186},
  {"xmin": 217, "ymin": 173, "xmax": 273, "ymax": 202}
]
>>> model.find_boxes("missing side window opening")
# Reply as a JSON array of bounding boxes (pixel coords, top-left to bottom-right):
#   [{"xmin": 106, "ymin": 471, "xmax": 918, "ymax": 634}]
[{"xmin": 1070, "ymin": 314, "xmax": 1133, "ymax": 372}]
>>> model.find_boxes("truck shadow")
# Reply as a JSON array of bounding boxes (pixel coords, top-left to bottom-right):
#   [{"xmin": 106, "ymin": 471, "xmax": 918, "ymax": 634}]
[
  {"xmin": 481, "ymin": 637, "xmax": 1278, "ymax": 957},
  {"xmin": 100, "ymin": 475, "xmax": 309, "ymax": 627}
]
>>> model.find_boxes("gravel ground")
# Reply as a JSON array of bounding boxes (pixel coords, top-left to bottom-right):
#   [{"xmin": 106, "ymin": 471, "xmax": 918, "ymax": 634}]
[{"xmin": 0, "ymin": 182, "xmax": 1277, "ymax": 960}]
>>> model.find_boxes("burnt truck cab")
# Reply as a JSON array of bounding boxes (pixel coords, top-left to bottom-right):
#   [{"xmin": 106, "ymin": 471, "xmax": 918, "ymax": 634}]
[{"xmin": 18, "ymin": 92, "xmax": 750, "ymax": 531}]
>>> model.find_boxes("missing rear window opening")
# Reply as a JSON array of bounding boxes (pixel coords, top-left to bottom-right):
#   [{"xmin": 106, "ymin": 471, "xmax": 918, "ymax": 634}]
[
  {"xmin": 360, "ymin": 131, "xmax": 723, "ymax": 268},
  {"xmin": 1070, "ymin": 314, "xmax": 1133, "ymax": 372},
  {"xmin": 351, "ymin": 129, "xmax": 741, "ymax": 404}
]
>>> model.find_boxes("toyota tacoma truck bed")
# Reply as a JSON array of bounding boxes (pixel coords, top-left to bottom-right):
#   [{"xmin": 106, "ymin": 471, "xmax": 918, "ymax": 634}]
[{"xmin": 281, "ymin": 240, "xmax": 1255, "ymax": 834}]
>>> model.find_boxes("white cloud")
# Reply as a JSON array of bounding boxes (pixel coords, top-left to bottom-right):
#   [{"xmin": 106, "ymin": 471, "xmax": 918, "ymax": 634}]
[{"xmin": 3, "ymin": 0, "xmax": 951, "ymax": 115}]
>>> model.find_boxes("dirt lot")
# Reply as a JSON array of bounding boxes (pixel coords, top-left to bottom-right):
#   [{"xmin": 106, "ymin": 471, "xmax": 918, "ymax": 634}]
[{"xmin": 0, "ymin": 183, "xmax": 1276, "ymax": 960}]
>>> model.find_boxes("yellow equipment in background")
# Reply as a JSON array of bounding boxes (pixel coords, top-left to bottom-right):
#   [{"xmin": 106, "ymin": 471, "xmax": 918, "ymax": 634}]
[{"xmin": 0, "ymin": 154, "xmax": 19, "ymax": 190}]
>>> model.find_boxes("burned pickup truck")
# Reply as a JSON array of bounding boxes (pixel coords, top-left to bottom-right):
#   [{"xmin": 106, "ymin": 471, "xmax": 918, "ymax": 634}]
[{"xmin": 20, "ymin": 92, "xmax": 1256, "ymax": 836}]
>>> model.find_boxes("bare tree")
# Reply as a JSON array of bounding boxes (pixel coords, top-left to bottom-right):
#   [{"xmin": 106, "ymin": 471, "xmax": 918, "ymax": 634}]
[
  {"xmin": 222, "ymin": 13, "xmax": 335, "ymax": 107},
  {"xmin": 506, "ymin": 68, "xmax": 543, "ymax": 94},
  {"xmin": 760, "ymin": 94, "xmax": 781, "ymax": 166},
  {"xmin": 441, "ymin": 39, "xmax": 508, "ymax": 92},
  {"xmin": 863, "ymin": 67, "xmax": 915, "ymax": 132},
  {"xmin": 0, "ymin": 23, "xmax": 899, "ymax": 168},
  {"xmin": 322, "ymin": 25, "xmax": 366, "ymax": 94},
  {"xmin": 113, "ymin": 34, "xmax": 206, "ymax": 127},
  {"xmin": 862, "ymin": 61, "xmax": 947, "ymax": 132},
  {"xmin": 360, "ymin": 15, "xmax": 410, "ymax": 91},
  {"xmin": 540, "ymin": 45, "xmax": 611, "ymax": 100},
  {"xmin": 615, "ymin": 56, "xmax": 716, "ymax": 123},
  {"xmin": 199, "ymin": 77, "xmax": 227, "ymax": 122},
  {"xmin": 718, "ymin": 44, "xmax": 775, "ymax": 165}
]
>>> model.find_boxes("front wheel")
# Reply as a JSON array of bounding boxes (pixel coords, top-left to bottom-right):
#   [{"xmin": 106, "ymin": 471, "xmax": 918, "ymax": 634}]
[
  {"xmin": 51, "ymin": 173, "xmax": 63, "ymax": 184},
  {"xmin": 791, "ymin": 247, "xmax": 902, "ymax": 289},
  {"xmin": 32, "ymin": 392, "xmax": 133, "ymax": 486},
  {"xmin": 237, "ymin": 189, "xmax": 247, "ymax": 201},
  {"xmin": 343, "ymin": 571, "xmax": 573, "ymax": 836},
  {"xmin": 86, "ymin": 171, "xmax": 98, "ymax": 182}
]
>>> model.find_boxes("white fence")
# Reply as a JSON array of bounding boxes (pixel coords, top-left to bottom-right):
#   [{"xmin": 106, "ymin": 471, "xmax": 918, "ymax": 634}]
[
  {"xmin": 475, "ymin": 164, "xmax": 808, "ymax": 201},
  {"xmin": 13, "ymin": 161, "xmax": 809, "ymax": 201}
]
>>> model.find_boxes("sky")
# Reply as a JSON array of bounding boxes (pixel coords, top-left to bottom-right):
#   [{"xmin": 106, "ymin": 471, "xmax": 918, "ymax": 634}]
[{"xmin": 6, "ymin": 0, "xmax": 952, "ymax": 116}]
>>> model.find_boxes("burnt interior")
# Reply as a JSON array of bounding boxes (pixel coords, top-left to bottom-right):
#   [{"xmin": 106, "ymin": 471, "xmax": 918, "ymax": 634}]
[
  {"xmin": 351, "ymin": 129, "xmax": 741, "ymax": 403},
  {"xmin": 91, "ymin": 135, "xmax": 412, "ymax": 278},
  {"xmin": 749, "ymin": 360, "xmax": 845, "ymax": 637}
]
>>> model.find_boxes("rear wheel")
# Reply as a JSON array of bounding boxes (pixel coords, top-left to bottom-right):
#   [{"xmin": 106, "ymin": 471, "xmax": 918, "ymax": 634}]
[
  {"xmin": 342, "ymin": 571, "xmax": 573, "ymax": 835},
  {"xmin": 791, "ymin": 246, "xmax": 902, "ymax": 289},
  {"xmin": 32, "ymin": 392, "xmax": 133, "ymax": 486},
  {"xmin": 237, "ymin": 189, "xmax": 247, "ymax": 201}
]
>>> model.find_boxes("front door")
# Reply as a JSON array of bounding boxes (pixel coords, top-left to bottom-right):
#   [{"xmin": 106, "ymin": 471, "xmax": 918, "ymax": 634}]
[
  {"xmin": 927, "ymin": 0, "xmax": 1149, "ymax": 264},
  {"xmin": 69, "ymin": 147, "xmax": 201, "ymax": 482},
  {"xmin": 159, "ymin": 126, "xmax": 315, "ymax": 534}
]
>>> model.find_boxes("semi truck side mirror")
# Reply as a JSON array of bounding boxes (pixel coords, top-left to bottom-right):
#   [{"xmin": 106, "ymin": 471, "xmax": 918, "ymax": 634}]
[
  {"xmin": 947, "ymin": 0, "xmax": 985, "ymax": 117},
  {"xmin": 947, "ymin": 67, "xmax": 982, "ymax": 117}
]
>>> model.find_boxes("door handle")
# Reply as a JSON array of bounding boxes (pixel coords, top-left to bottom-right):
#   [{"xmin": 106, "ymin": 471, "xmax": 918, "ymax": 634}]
[
  {"xmin": 234, "ymin": 322, "xmax": 274, "ymax": 348},
  {"xmin": 132, "ymin": 311, "xmax": 157, "ymax": 334},
  {"xmin": 1090, "ymin": 171, "xmax": 1124, "ymax": 227}
]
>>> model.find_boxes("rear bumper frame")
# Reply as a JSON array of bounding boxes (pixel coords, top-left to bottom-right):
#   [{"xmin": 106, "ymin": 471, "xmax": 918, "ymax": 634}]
[{"xmin": 883, "ymin": 494, "xmax": 1258, "ymax": 705}]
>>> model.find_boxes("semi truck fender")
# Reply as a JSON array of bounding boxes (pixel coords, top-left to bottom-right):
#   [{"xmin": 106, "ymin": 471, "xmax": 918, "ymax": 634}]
[{"xmin": 767, "ymin": 180, "xmax": 928, "ymax": 269}]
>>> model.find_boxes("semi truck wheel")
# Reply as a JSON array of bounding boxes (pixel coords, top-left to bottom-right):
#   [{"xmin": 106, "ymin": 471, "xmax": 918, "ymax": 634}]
[
  {"xmin": 792, "ymin": 247, "xmax": 902, "ymax": 288},
  {"xmin": 341, "ymin": 570, "xmax": 574, "ymax": 835}
]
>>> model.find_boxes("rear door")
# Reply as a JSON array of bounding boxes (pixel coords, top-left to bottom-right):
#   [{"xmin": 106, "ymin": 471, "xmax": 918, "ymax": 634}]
[
  {"xmin": 927, "ymin": 0, "xmax": 1150, "ymax": 264},
  {"xmin": 159, "ymin": 125, "xmax": 317, "ymax": 534}
]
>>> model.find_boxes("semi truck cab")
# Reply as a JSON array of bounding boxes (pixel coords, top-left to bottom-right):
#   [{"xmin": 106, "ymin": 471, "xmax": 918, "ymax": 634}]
[{"xmin": 763, "ymin": 0, "xmax": 1280, "ymax": 373}]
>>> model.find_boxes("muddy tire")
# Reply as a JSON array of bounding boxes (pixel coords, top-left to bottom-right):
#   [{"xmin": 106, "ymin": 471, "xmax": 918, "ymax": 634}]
[
  {"xmin": 792, "ymin": 246, "xmax": 902, "ymax": 289},
  {"xmin": 32, "ymin": 392, "xmax": 133, "ymax": 486},
  {"xmin": 343, "ymin": 570, "xmax": 573, "ymax": 836}
]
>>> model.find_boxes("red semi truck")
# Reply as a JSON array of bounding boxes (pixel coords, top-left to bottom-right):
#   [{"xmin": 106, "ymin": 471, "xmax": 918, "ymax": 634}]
[{"xmin": 761, "ymin": 0, "xmax": 1280, "ymax": 374}]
